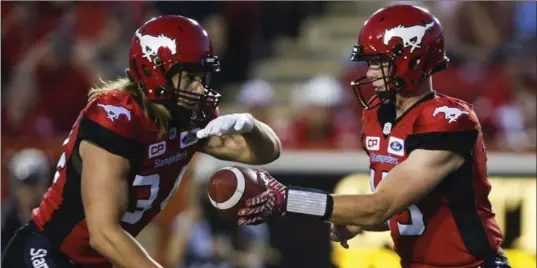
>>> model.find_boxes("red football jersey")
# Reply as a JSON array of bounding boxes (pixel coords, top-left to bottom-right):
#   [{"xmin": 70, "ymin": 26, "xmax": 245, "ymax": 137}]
[
  {"xmin": 32, "ymin": 90, "xmax": 217, "ymax": 268},
  {"xmin": 361, "ymin": 92, "xmax": 503, "ymax": 268}
]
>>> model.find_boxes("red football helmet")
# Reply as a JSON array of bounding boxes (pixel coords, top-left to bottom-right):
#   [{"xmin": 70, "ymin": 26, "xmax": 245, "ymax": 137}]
[
  {"xmin": 350, "ymin": 5, "xmax": 449, "ymax": 109},
  {"xmin": 127, "ymin": 15, "xmax": 220, "ymax": 125}
]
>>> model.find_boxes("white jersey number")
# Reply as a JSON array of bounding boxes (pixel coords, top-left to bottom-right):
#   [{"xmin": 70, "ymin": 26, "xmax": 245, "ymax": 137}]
[
  {"xmin": 370, "ymin": 169, "xmax": 425, "ymax": 236},
  {"xmin": 122, "ymin": 167, "xmax": 186, "ymax": 224}
]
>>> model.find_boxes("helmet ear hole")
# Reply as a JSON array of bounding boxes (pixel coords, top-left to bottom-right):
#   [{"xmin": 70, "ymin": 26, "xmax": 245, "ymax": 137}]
[
  {"xmin": 409, "ymin": 56, "xmax": 422, "ymax": 70},
  {"xmin": 142, "ymin": 64, "xmax": 152, "ymax": 78},
  {"xmin": 392, "ymin": 44, "xmax": 404, "ymax": 57},
  {"xmin": 392, "ymin": 77, "xmax": 406, "ymax": 90},
  {"xmin": 431, "ymin": 58, "xmax": 449, "ymax": 74}
]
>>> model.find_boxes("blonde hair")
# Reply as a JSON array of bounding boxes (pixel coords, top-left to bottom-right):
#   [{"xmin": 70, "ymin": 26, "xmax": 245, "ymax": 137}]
[{"xmin": 88, "ymin": 78, "xmax": 171, "ymax": 138}]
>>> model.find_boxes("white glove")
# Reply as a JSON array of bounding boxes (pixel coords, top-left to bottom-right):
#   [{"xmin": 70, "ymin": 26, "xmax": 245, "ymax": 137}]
[{"xmin": 196, "ymin": 113, "xmax": 254, "ymax": 139}]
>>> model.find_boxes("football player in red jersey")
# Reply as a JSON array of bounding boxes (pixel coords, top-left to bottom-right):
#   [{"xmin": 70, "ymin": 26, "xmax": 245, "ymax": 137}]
[
  {"xmin": 1, "ymin": 15, "xmax": 281, "ymax": 268},
  {"xmin": 237, "ymin": 5, "xmax": 511, "ymax": 268}
]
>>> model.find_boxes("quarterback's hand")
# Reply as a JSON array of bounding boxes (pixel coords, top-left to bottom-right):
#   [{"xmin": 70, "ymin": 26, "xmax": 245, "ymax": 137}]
[
  {"xmin": 237, "ymin": 170, "xmax": 287, "ymax": 225},
  {"xmin": 329, "ymin": 224, "xmax": 361, "ymax": 249},
  {"xmin": 196, "ymin": 113, "xmax": 254, "ymax": 139}
]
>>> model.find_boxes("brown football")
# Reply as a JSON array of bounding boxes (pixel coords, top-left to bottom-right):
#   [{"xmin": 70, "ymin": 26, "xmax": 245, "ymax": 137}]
[{"xmin": 207, "ymin": 166, "xmax": 267, "ymax": 220}]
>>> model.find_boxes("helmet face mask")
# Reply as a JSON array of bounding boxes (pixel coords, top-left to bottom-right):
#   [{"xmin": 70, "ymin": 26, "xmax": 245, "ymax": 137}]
[
  {"xmin": 350, "ymin": 46, "xmax": 402, "ymax": 109},
  {"xmin": 349, "ymin": 5, "xmax": 449, "ymax": 110},
  {"xmin": 127, "ymin": 15, "xmax": 221, "ymax": 126},
  {"xmin": 164, "ymin": 57, "xmax": 221, "ymax": 126}
]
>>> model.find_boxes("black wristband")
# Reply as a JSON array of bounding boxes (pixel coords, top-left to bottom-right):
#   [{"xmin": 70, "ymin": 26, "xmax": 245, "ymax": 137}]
[
  {"xmin": 285, "ymin": 186, "xmax": 334, "ymax": 221},
  {"xmin": 322, "ymin": 194, "xmax": 334, "ymax": 221}
]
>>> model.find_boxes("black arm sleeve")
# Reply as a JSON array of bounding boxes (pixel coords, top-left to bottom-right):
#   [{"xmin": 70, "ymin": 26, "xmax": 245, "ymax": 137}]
[
  {"xmin": 78, "ymin": 116, "xmax": 144, "ymax": 164},
  {"xmin": 405, "ymin": 130, "xmax": 479, "ymax": 157}
]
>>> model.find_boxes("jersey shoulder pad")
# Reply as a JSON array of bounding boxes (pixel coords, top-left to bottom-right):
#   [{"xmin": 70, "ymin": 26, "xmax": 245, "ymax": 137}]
[
  {"xmin": 82, "ymin": 90, "xmax": 146, "ymax": 142},
  {"xmin": 414, "ymin": 94, "xmax": 479, "ymax": 134},
  {"xmin": 361, "ymin": 104, "xmax": 378, "ymax": 127}
]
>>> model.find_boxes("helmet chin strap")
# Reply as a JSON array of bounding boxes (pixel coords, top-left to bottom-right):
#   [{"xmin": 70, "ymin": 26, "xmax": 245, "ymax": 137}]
[
  {"xmin": 375, "ymin": 57, "xmax": 403, "ymax": 103},
  {"xmin": 378, "ymin": 90, "xmax": 396, "ymax": 129},
  {"xmin": 376, "ymin": 61, "xmax": 398, "ymax": 134},
  {"xmin": 157, "ymin": 64, "xmax": 205, "ymax": 129}
]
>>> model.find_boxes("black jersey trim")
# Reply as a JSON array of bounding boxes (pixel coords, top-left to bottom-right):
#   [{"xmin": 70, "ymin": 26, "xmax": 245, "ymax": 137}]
[
  {"xmin": 377, "ymin": 91, "xmax": 436, "ymax": 137},
  {"xmin": 42, "ymin": 148, "xmax": 86, "ymax": 250},
  {"xmin": 405, "ymin": 130, "xmax": 478, "ymax": 157},
  {"xmin": 444, "ymin": 160, "xmax": 498, "ymax": 265},
  {"xmin": 78, "ymin": 116, "xmax": 144, "ymax": 163}
]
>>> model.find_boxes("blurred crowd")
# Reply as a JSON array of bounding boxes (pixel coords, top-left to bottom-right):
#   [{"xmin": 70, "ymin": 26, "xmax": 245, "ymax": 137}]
[
  {"xmin": 1, "ymin": 1, "xmax": 324, "ymax": 138},
  {"xmin": 1, "ymin": 2, "xmax": 324, "ymax": 268},
  {"xmin": 1, "ymin": 1, "xmax": 536, "ymax": 268},
  {"xmin": 342, "ymin": 1, "xmax": 537, "ymax": 152},
  {"xmin": 228, "ymin": 1, "xmax": 537, "ymax": 153},
  {"xmin": 2, "ymin": 1, "xmax": 535, "ymax": 150}
]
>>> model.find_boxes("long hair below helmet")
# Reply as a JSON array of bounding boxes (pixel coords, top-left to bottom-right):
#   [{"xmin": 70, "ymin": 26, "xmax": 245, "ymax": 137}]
[{"xmin": 126, "ymin": 15, "xmax": 222, "ymax": 127}]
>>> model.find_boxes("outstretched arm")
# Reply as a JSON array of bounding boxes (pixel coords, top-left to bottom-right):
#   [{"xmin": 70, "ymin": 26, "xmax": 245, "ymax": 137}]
[
  {"xmin": 238, "ymin": 149, "xmax": 464, "ymax": 226},
  {"xmin": 328, "ymin": 149, "xmax": 463, "ymax": 225},
  {"xmin": 198, "ymin": 113, "xmax": 281, "ymax": 165}
]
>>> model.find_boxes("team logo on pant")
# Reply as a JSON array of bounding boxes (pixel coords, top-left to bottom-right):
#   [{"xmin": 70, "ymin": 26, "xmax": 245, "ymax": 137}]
[{"xmin": 30, "ymin": 248, "xmax": 49, "ymax": 268}]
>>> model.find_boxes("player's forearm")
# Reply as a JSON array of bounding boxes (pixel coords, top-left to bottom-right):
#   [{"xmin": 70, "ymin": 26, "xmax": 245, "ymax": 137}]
[
  {"xmin": 338, "ymin": 223, "xmax": 388, "ymax": 237},
  {"xmin": 361, "ymin": 223, "xmax": 390, "ymax": 232},
  {"xmin": 241, "ymin": 120, "xmax": 281, "ymax": 165},
  {"xmin": 283, "ymin": 187, "xmax": 389, "ymax": 226},
  {"xmin": 89, "ymin": 227, "xmax": 162, "ymax": 268},
  {"xmin": 329, "ymin": 194, "xmax": 389, "ymax": 226}
]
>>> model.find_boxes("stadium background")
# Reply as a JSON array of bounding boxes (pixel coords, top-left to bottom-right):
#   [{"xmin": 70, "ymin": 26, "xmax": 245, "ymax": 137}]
[{"xmin": 1, "ymin": 1, "xmax": 535, "ymax": 267}]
